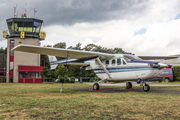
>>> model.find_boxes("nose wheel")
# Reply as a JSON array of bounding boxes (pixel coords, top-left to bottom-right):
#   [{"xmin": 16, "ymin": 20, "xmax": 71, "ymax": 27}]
[{"xmin": 143, "ymin": 84, "xmax": 150, "ymax": 92}]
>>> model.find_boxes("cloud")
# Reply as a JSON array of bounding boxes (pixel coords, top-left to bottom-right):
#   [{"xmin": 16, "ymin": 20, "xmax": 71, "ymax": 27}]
[
  {"xmin": 1, "ymin": 0, "xmax": 180, "ymax": 56},
  {"xmin": 0, "ymin": 40, "xmax": 7, "ymax": 48},
  {"xmin": 1, "ymin": 0, "xmax": 149, "ymax": 26}
]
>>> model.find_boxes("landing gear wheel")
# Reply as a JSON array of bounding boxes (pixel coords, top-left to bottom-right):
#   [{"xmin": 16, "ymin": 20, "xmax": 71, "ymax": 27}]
[
  {"xmin": 93, "ymin": 83, "xmax": 100, "ymax": 90},
  {"xmin": 126, "ymin": 82, "xmax": 132, "ymax": 89},
  {"xmin": 143, "ymin": 84, "xmax": 150, "ymax": 92}
]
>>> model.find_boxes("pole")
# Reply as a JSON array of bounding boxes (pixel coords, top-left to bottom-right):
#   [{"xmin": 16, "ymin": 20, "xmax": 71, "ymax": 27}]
[
  {"xmin": 4, "ymin": 67, "xmax": 5, "ymax": 82},
  {"xmin": 4, "ymin": 54, "xmax": 5, "ymax": 82}
]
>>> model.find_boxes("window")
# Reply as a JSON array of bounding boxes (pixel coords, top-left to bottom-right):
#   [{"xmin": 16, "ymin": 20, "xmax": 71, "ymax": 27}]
[
  {"xmin": 33, "ymin": 21, "xmax": 42, "ymax": 33},
  {"xmin": 10, "ymin": 40, "xmax": 14, "ymax": 44},
  {"xmin": 25, "ymin": 72, "xmax": 30, "ymax": 78},
  {"xmin": 31, "ymin": 72, "xmax": 35, "ymax": 78},
  {"xmin": 123, "ymin": 54, "xmax": 142, "ymax": 62},
  {"xmin": 36, "ymin": 72, "xmax": 42, "ymax": 78},
  {"xmin": 117, "ymin": 59, "xmax": 121, "ymax": 65},
  {"xmin": 19, "ymin": 72, "xmax": 24, "ymax": 78},
  {"xmin": 106, "ymin": 60, "xmax": 109, "ymax": 66},
  {"xmin": 7, "ymin": 21, "xmax": 14, "ymax": 33},
  {"xmin": 14, "ymin": 21, "xmax": 24, "ymax": 32},
  {"xmin": 112, "ymin": 59, "xmax": 115, "ymax": 66},
  {"xmin": 24, "ymin": 22, "xmax": 33, "ymax": 32},
  {"xmin": 10, "ymin": 46, "xmax": 14, "ymax": 56},
  {"xmin": 123, "ymin": 60, "xmax": 126, "ymax": 65},
  {"xmin": 10, "ymin": 62, "xmax": 13, "ymax": 71}
]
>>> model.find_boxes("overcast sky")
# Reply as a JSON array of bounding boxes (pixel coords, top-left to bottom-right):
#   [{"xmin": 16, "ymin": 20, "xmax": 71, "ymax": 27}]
[{"xmin": 1, "ymin": 0, "xmax": 180, "ymax": 56}]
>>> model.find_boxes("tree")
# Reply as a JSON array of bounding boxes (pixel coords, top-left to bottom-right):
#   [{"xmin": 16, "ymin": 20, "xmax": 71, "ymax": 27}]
[
  {"xmin": 43, "ymin": 66, "xmax": 54, "ymax": 78},
  {"xmin": 82, "ymin": 43, "xmax": 133, "ymax": 54},
  {"xmin": 54, "ymin": 65, "xmax": 68, "ymax": 78},
  {"xmin": 0, "ymin": 47, "xmax": 7, "ymax": 54},
  {"xmin": 53, "ymin": 42, "xmax": 66, "ymax": 49},
  {"xmin": 67, "ymin": 42, "xmax": 82, "ymax": 50}
]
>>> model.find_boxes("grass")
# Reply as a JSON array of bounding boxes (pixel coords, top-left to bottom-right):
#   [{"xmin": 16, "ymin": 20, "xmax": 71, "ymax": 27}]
[{"xmin": 0, "ymin": 83, "xmax": 180, "ymax": 119}]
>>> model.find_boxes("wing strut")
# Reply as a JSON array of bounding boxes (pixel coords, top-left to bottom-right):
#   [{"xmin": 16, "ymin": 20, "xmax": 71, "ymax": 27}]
[{"xmin": 95, "ymin": 57, "xmax": 112, "ymax": 79}]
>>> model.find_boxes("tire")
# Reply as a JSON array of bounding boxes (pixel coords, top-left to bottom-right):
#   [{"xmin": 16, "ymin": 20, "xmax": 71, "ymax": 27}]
[
  {"xmin": 93, "ymin": 83, "xmax": 99, "ymax": 90},
  {"xmin": 165, "ymin": 78, "xmax": 169, "ymax": 83},
  {"xmin": 143, "ymin": 84, "xmax": 150, "ymax": 92},
  {"xmin": 126, "ymin": 82, "xmax": 132, "ymax": 89}
]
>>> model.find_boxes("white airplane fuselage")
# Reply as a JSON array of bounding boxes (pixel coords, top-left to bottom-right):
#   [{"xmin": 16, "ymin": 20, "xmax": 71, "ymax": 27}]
[{"xmin": 85, "ymin": 54, "xmax": 164, "ymax": 81}]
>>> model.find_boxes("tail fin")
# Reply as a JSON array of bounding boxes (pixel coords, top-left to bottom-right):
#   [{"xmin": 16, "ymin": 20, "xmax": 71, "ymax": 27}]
[{"xmin": 48, "ymin": 55, "xmax": 58, "ymax": 71}]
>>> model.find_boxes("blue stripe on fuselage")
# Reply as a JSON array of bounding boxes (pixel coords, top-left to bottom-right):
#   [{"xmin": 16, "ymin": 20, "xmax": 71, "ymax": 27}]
[{"xmin": 94, "ymin": 67, "xmax": 158, "ymax": 74}]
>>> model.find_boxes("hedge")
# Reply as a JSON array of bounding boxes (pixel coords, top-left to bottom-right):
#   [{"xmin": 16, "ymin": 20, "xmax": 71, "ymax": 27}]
[{"xmin": 172, "ymin": 66, "xmax": 180, "ymax": 81}]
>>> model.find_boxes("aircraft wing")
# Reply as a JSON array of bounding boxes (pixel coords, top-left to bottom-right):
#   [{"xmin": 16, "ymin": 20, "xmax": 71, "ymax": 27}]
[
  {"xmin": 139, "ymin": 56, "xmax": 178, "ymax": 60},
  {"xmin": 12, "ymin": 44, "xmax": 115, "ymax": 61}
]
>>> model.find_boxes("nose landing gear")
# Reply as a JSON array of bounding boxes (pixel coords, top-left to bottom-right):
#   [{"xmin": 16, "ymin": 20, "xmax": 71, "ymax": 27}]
[
  {"xmin": 140, "ymin": 81, "xmax": 150, "ymax": 92},
  {"xmin": 143, "ymin": 84, "xmax": 150, "ymax": 92}
]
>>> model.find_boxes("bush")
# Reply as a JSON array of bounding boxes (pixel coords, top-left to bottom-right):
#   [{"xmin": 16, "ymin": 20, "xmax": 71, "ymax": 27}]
[
  {"xmin": 89, "ymin": 78, "xmax": 95, "ymax": 82},
  {"xmin": 70, "ymin": 76, "xmax": 75, "ymax": 83},
  {"xmin": 172, "ymin": 66, "xmax": 180, "ymax": 81}
]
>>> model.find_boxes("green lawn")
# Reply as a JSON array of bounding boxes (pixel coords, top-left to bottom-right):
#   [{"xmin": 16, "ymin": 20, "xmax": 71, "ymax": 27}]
[{"xmin": 0, "ymin": 83, "xmax": 180, "ymax": 119}]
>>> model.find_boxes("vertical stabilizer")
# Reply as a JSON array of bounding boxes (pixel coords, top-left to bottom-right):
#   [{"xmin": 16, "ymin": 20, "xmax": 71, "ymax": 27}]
[{"xmin": 48, "ymin": 55, "xmax": 58, "ymax": 71}]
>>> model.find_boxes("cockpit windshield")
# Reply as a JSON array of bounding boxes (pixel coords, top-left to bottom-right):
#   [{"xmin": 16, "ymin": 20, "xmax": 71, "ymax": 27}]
[{"xmin": 123, "ymin": 54, "xmax": 142, "ymax": 62}]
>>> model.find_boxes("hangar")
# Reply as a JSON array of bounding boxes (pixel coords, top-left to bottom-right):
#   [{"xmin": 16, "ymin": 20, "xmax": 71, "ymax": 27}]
[{"xmin": 2, "ymin": 13, "xmax": 45, "ymax": 83}]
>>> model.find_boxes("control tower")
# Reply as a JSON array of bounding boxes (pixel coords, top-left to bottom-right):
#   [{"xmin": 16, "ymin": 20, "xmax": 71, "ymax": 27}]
[{"xmin": 3, "ymin": 13, "xmax": 45, "ymax": 83}]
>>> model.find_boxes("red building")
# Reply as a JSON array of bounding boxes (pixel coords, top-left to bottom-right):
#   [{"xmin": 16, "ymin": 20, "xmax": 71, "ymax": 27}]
[{"xmin": 18, "ymin": 66, "xmax": 43, "ymax": 83}]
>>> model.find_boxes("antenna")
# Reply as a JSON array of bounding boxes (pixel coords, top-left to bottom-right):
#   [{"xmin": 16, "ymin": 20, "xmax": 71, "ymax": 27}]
[
  {"xmin": 13, "ymin": 4, "xmax": 17, "ymax": 17},
  {"xmin": 34, "ymin": 8, "xmax": 37, "ymax": 18},
  {"xmin": 24, "ymin": 3, "xmax": 27, "ymax": 17},
  {"xmin": 25, "ymin": 3, "xmax": 27, "ymax": 13}
]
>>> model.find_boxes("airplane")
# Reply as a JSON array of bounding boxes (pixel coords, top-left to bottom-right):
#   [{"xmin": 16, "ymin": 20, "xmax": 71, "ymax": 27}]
[{"xmin": 13, "ymin": 44, "xmax": 169, "ymax": 92}]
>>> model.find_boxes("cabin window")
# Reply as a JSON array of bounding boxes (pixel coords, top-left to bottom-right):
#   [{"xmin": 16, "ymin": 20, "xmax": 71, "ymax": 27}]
[
  {"xmin": 112, "ymin": 59, "xmax": 115, "ymax": 66},
  {"xmin": 123, "ymin": 60, "xmax": 126, "ymax": 65},
  {"xmin": 117, "ymin": 59, "xmax": 121, "ymax": 65},
  {"xmin": 106, "ymin": 60, "xmax": 109, "ymax": 66}
]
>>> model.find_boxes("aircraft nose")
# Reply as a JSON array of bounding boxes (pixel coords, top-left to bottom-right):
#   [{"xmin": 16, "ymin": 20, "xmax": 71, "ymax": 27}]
[{"xmin": 158, "ymin": 63, "xmax": 168, "ymax": 68}]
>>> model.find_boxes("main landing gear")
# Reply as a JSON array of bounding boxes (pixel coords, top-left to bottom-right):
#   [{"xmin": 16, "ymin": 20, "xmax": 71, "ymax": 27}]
[
  {"xmin": 93, "ymin": 83, "xmax": 100, "ymax": 90},
  {"xmin": 126, "ymin": 82, "xmax": 132, "ymax": 89},
  {"xmin": 93, "ymin": 81, "xmax": 150, "ymax": 92},
  {"xmin": 126, "ymin": 81, "xmax": 150, "ymax": 92}
]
